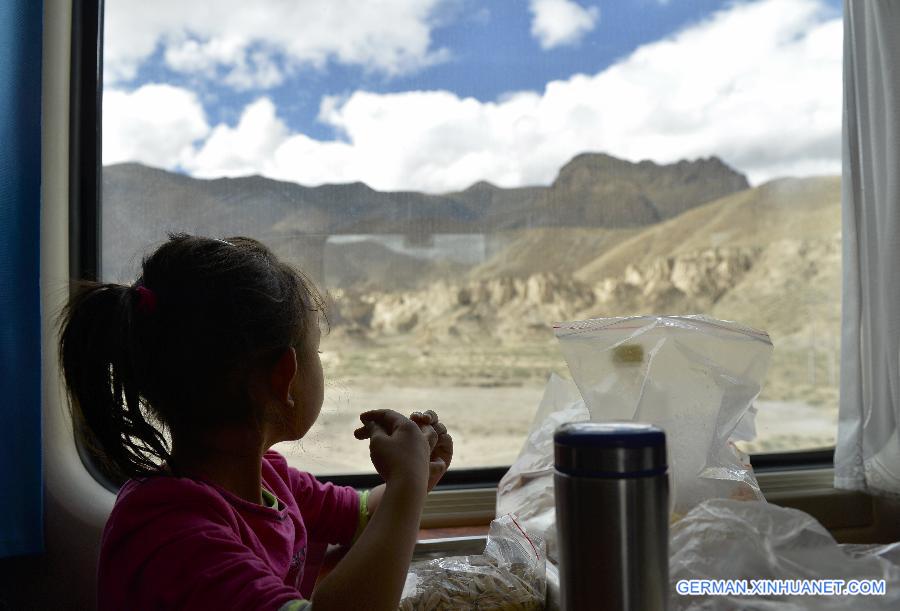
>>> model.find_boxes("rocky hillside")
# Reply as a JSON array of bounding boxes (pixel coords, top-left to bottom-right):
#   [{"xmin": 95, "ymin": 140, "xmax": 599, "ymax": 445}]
[
  {"xmin": 328, "ymin": 176, "xmax": 841, "ymax": 347},
  {"xmin": 533, "ymin": 153, "xmax": 749, "ymax": 226},
  {"xmin": 443, "ymin": 154, "xmax": 749, "ymax": 229},
  {"xmin": 574, "ymin": 176, "xmax": 840, "ymax": 281}
]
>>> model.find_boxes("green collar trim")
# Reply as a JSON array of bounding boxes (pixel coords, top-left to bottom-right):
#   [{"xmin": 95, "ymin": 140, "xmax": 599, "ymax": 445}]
[{"xmin": 261, "ymin": 488, "xmax": 279, "ymax": 509}]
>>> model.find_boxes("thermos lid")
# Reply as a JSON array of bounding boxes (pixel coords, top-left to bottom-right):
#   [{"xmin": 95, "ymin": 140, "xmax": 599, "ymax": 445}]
[{"xmin": 554, "ymin": 422, "xmax": 667, "ymax": 478}]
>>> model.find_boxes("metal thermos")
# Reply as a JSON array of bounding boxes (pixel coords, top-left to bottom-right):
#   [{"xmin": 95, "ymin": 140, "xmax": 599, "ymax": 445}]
[{"xmin": 554, "ymin": 422, "xmax": 669, "ymax": 611}]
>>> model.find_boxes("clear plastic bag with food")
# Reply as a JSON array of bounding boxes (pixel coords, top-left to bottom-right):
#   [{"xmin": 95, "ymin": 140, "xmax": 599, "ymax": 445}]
[
  {"xmin": 497, "ymin": 316, "xmax": 773, "ymax": 558},
  {"xmin": 398, "ymin": 514, "xmax": 546, "ymax": 611},
  {"xmin": 553, "ymin": 315, "xmax": 772, "ymax": 516},
  {"xmin": 670, "ymin": 499, "xmax": 900, "ymax": 610}
]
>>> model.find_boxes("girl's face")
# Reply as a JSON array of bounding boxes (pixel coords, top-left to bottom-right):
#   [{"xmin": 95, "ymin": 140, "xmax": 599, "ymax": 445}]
[{"xmin": 286, "ymin": 318, "xmax": 324, "ymax": 440}]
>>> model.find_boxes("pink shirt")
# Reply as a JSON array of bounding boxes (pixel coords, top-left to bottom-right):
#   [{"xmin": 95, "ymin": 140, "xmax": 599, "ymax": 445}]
[{"xmin": 98, "ymin": 451, "xmax": 360, "ymax": 611}]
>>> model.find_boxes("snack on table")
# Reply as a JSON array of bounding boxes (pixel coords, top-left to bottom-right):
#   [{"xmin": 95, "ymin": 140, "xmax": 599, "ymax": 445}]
[
  {"xmin": 398, "ymin": 556, "xmax": 543, "ymax": 611},
  {"xmin": 398, "ymin": 515, "xmax": 546, "ymax": 611}
]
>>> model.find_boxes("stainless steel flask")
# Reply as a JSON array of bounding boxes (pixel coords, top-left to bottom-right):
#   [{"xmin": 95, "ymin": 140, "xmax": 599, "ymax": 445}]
[{"xmin": 554, "ymin": 422, "xmax": 669, "ymax": 611}]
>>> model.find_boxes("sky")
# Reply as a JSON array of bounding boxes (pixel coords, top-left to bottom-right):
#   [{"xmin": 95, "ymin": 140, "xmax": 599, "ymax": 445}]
[{"xmin": 102, "ymin": 0, "xmax": 843, "ymax": 193}]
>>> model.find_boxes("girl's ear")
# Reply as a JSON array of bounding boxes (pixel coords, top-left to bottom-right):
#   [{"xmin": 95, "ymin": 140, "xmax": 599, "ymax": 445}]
[{"xmin": 270, "ymin": 347, "xmax": 298, "ymax": 407}]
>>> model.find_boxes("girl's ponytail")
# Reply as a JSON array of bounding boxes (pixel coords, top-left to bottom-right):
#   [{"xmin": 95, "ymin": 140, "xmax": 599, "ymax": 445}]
[
  {"xmin": 58, "ymin": 282, "xmax": 169, "ymax": 480},
  {"xmin": 58, "ymin": 234, "xmax": 326, "ymax": 481}
]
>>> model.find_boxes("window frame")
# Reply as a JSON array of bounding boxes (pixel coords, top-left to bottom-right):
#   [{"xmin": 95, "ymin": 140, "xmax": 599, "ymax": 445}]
[
  {"xmin": 71, "ymin": 0, "xmax": 836, "ymax": 495},
  {"xmin": 70, "ymin": 0, "xmax": 121, "ymax": 492}
]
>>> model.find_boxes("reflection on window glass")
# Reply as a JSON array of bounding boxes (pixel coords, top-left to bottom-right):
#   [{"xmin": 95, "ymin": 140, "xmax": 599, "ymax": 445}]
[{"xmin": 101, "ymin": 0, "xmax": 843, "ymax": 472}]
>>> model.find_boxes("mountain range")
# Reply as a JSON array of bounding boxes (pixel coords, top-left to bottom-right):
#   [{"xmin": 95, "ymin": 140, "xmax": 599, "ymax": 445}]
[
  {"xmin": 101, "ymin": 155, "xmax": 842, "ymax": 405},
  {"xmin": 102, "ymin": 153, "xmax": 749, "ymax": 281}
]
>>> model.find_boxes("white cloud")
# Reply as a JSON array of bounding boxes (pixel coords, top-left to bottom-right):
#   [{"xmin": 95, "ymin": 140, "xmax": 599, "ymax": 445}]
[
  {"xmin": 104, "ymin": 0, "xmax": 451, "ymax": 89},
  {"xmin": 529, "ymin": 0, "xmax": 600, "ymax": 49},
  {"xmin": 102, "ymin": 84, "xmax": 209, "ymax": 168},
  {"xmin": 187, "ymin": 98, "xmax": 288, "ymax": 178},
  {"xmin": 106, "ymin": 0, "xmax": 842, "ymax": 191}
]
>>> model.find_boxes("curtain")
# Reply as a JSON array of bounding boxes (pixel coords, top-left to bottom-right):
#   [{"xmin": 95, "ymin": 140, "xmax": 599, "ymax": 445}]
[
  {"xmin": 0, "ymin": 0, "xmax": 44, "ymax": 556},
  {"xmin": 836, "ymin": 1, "xmax": 900, "ymax": 496}
]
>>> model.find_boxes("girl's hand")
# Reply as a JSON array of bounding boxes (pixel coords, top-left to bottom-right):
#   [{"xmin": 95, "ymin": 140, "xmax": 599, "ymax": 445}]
[
  {"xmin": 410, "ymin": 410, "xmax": 453, "ymax": 492},
  {"xmin": 354, "ymin": 409, "xmax": 431, "ymax": 489}
]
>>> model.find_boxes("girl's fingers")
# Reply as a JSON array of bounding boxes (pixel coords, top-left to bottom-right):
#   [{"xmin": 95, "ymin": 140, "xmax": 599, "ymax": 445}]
[
  {"xmin": 356, "ymin": 410, "xmax": 409, "ymax": 440},
  {"xmin": 422, "ymin": 424, "xmax": 438, "ymax": 450},
  {"xmin": 409, "ymin": 411, "xmax": 433, "ymax": 426},
  {"xmin": 353, "ymin": 420, "xmax": 378, "ymax": 439},
  {"xmin": 432, "ymin": 433, "xmax": 453, "ymax": 468},
  {"xmin": 403, "ymin": 413, "xmax": 438, "ymax": 451},
  {"xmin": 408, "ymin": 410, "xmax": 447, "ymax": 453},
  {"xmin": 359, "ymin": 409, "xmax": 408, "ymax": 431},
  {"xmin": 356, "ymin": 410, "xmax": 447, "ymax": 455},
  {"xmin": 429, "ymin": 458, "xmax": 447, "ymax": 480}
]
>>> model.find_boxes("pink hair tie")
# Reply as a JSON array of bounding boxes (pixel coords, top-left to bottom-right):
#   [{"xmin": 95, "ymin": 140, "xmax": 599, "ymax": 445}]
[{"xmin": 135, "ymin": 286, "xmax": 157, "ymax": 315}]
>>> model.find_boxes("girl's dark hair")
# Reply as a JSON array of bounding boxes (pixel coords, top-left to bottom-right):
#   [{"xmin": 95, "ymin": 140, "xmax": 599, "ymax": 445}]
[{"xmin": 58, "ymin": 234, "xmax": 326, "ymax": 480}]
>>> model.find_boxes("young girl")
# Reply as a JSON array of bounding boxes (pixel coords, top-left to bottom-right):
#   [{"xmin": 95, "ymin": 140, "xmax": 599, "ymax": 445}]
[{"xmin": 58, "ymin": 234, "xmax": 453, "ymax": 611}]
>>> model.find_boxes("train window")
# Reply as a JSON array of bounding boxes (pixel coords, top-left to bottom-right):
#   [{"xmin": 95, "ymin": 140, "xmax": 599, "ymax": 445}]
[{"xmin": 85, "ymin": 0, "xmax": 843, "ymax": 482}]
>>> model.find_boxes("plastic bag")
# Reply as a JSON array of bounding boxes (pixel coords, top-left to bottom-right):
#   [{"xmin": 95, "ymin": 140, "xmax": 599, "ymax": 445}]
[
  {"xmin": 670, "ymin": 499, "xmax": 900, "ymax": 610},
  {"xmin": 398, "ymin": 514, "xmax": 546, "ymax": 610},
  {"xmin": 496, "ymin": 373, "xmax": 587, "ymax": 561},
  {"xmin": 554, "ymin": 316, "xmax": 772, "ymax": 515},
  {"xmin": 497, "ymin": 316, "xmax": 772, "ymax": 560}
]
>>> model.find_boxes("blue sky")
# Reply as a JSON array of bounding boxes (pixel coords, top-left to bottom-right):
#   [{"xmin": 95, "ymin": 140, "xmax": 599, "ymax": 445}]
[{"xmin": 103, "ymin": 0, "xmax": 844, "ymax": 192}]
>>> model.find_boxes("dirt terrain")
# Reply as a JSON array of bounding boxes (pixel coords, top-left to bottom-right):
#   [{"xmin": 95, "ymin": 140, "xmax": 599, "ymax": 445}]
[{"xmin": 275, "ymin": 379, "xmax": 838, "ymax": 475}]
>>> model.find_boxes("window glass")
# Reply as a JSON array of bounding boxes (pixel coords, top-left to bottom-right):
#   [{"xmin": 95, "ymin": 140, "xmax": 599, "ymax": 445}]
[{"xmin": 101, "ymin": 0, "xmax": 843, "ymax": 473}]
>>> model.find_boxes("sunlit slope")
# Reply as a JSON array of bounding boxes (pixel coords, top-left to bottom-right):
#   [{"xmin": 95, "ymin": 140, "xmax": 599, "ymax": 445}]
[
  {"xmin": 391, "ymin": 176, "xmax": 841, "ymax": 348},
  {"xmin": 574, "ymin": 176, "xmax": 840, "ymax": 283},
  {"xmin": 469, "ymin": 227, "xmax": 642, "ymax": 280},
  {"xmin": 465, "ymin": 176, "xmax": 839, "ymax": 335},
  {"xmin": 466, "ymin": 170, "xmax": 819, "ymax": 282}
]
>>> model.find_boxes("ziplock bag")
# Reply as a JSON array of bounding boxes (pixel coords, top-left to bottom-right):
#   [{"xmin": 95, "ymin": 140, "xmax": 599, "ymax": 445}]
[
  {"xmin": 554, "ymin": 315, "xmax": 773, "ymax": 516},
  {"xmin": 670, "ymin": 499, "xmax": 900, "ymax": 610},
  {"xmin": 398, "ymin": 514, "xmax": 546, "ymax": 610},
  {"xmin": 498, "ymin": 316, "xmax": 773, "ymax": 560},
  {"xmin": 496, "ymin": 373, "xmax": 587, "ymax": 561}
]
